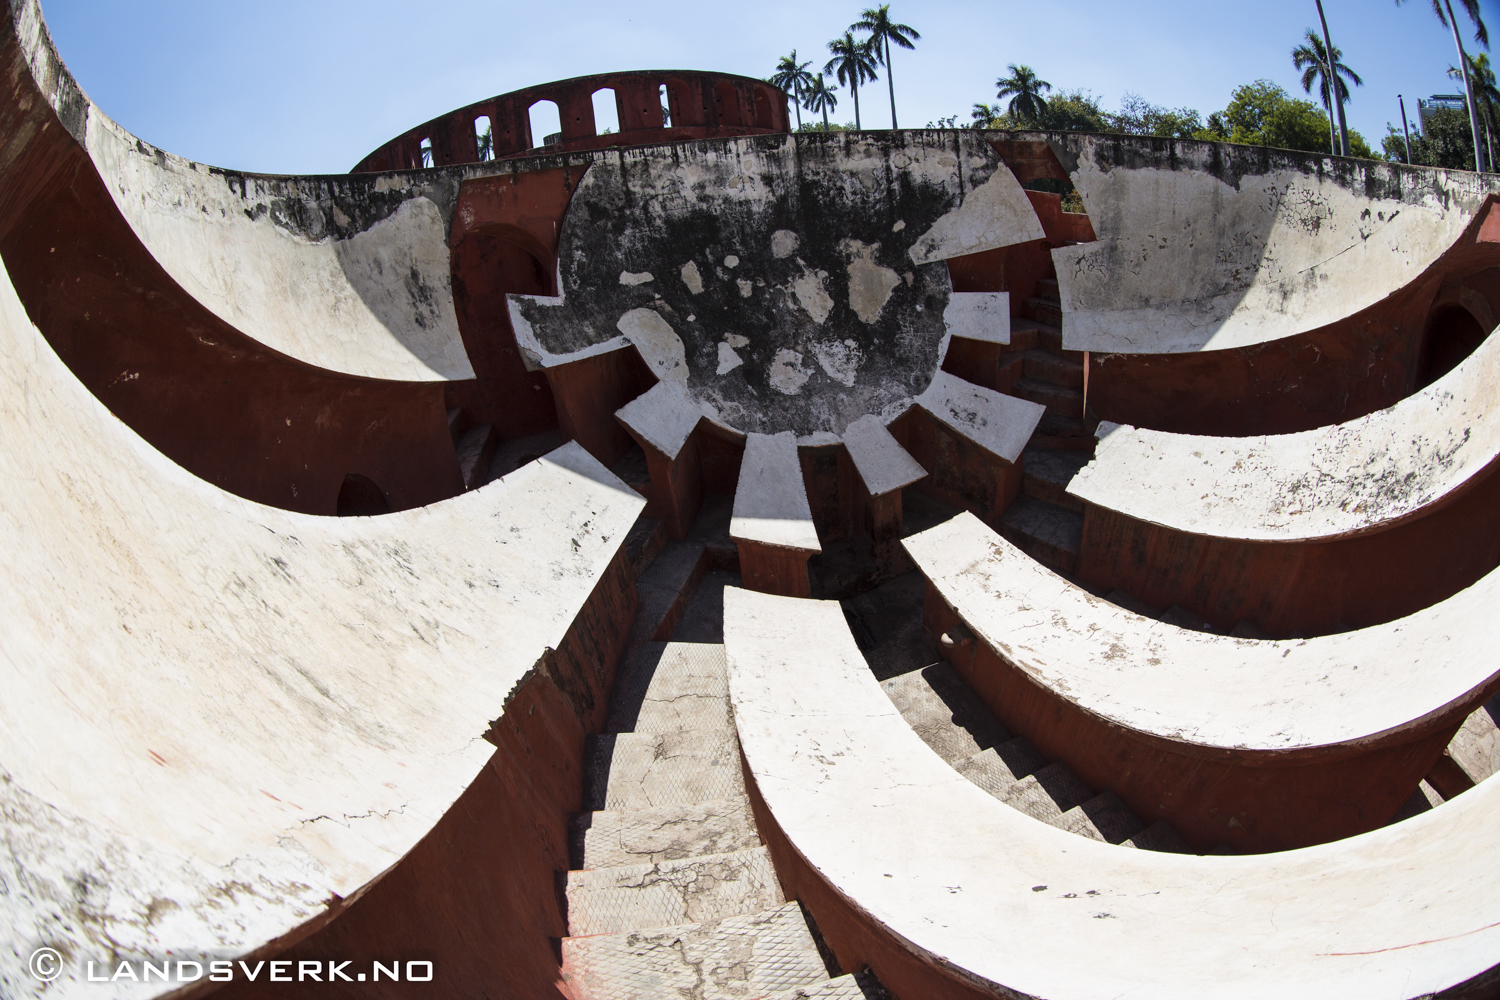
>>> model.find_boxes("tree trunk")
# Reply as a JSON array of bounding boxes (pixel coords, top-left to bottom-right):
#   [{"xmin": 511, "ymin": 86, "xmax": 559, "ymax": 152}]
[
  {"xmin": 1444, "ymin": 0, "xmax": 1488, "ymax": 172},
  {"xmin": 853, "ymin": 79, "xmax": 861, "ymax": 130},
  {"xmin": 886, "ymin": 38, "xmax": 898, "ymax": 129},
  {"xmin": 1324, "ymin": 86, "xmax": 1337, "ymax": 155},
  {"xmin": 823, "ymin": 104, "xmax": 830, "ymax": 132},
  {"xmin": 1314, "ymin": 0, "xmax": 1350, "ymax": 156}
]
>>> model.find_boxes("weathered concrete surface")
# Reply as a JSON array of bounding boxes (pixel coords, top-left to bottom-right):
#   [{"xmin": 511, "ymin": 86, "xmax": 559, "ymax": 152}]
[
  {"xmin": 510, "ymin": 132, "xmax": 1043, "ymax": 437},
  {"xmin": 1071, "ymin": 318, "xmax": 1500, "ymax": 540},
  {"xmin": 8, "ymin": 0, "xmax": 474, "ymax": 381},
  {"xmin": 906, "ymin": 512, "xmax": 1500, "ymax": 850},
  {"xmin": 0, "ymin": 249, "xmax": 644, "ymax": 995},
  {"xmin": 725, "ymin": 586, "xmax": 1500, "ymax": 1000},
  {"xmin": 1044, "ymin": 132, "xmax": 1500, "ymax": 353}
]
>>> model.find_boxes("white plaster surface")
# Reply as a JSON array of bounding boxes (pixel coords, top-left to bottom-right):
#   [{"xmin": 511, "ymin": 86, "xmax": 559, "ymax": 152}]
[
  {"xmin": 902, "ymin": 512, "xmax": 1500, "ymax": 754},
  {"xmin": 916, "ymin": 371, "xmax": 1046, "ymax": 464},
  {"xmin": 1070, "ymin": 326, "xmax": 1500, "ymax": 541},
  {"xmin": 730, "ymin": 432, "xmax": 821, "ymax": 552},
  {"xmin": 908, "ymin": 164, "xmax": 1046, "ymax": 265},
  {"xmin": 1053, "ymin": 136, "xmax": 1498, "ymax": 353},
  {"xmin": 0, "ymin": 256, "xmax": 643, "ymax": 996},
  {"xmin": 615, "ymin": 380, "xmax": 706, "ymax": 459},
  {"xmin": 724, "ymin": 585, "xmax": 1500, "ymax": 1000},
  {"xmin": 617, "ymin": 307, "xmax": 689, "ymax": 383},
  {"xmin": 942, "ymin": 291, "xmax": 1011, "ymax": 345},
  {"xmin": 81, "ymin": 108, "xmax": 474, "ymax": 381},
  {"xmin": 842, "ymin": 414, "xmax": 926, "ymax": 497}
]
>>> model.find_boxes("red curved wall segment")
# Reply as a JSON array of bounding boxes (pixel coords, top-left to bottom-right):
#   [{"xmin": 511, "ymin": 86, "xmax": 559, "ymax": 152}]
[{"xmin": 352, "ymin": 70, "xmax": 791, "ymax": 173}]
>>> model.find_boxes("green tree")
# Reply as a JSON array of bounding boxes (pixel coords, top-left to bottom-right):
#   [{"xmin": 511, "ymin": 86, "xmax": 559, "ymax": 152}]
[
  {"xmin": 1390, "ymin": 107, "xmax": 1479, "ymax": 168},
  {"xmin": 770, "ymin": 52, "xmax": 818, "ymax": 130},
  {"xmin": 1449, "ymin": 52, "xmax": 1499, "ymax": 166},
  {"xmin": 826, "ymin": 32, "xmax": 879, "ymax": 130},
  {"xmin": 803, "ymin": 73, "xmax": 840, "ymax": 132},
  {"xmin": 1200, "ymin": 80, "xmax": 1371, "ymax": 156},
  {"xmin": 1037, "ymin": 90, "xmax": 1109, "ymax": 132},
  {"xmin": 1111, "ymin": 93, "xmax": 1203, "ymax": 138},
  {"xmin": 1292, "ymin": 30, "xmax": 1363, "ymax": 155},
  {"xmin": 850, "ymin": 5, "xmax": 920, "ymax": 130},
  {"xmin": 1396, "ymin": 0, "xmax": 1491, "ymax": 170},
  {"xmin": 970, "ymin": 101, "xmax": 1003, "ymax": 128},
  {"xmin": 994, "ymin": 64, "xmax": 1052, "ymax": 125}
]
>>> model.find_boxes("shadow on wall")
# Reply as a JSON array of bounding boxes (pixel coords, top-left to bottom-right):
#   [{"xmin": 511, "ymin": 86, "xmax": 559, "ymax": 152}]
[
  {"xmin": 1420, "ymin": 303, "xmax": 1489, "ymax": 387},
  {"xmin": 336, "ymin": 474, "xmax": 390, "ymax": 516}
]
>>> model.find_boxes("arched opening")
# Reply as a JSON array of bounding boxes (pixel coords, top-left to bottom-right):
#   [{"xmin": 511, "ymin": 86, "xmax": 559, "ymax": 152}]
[
  {"xmin": 658, "ymin": 84, "xmax": 673, "ymax": 127},
  {"xmin": 1419, "ymin": 303, "xmax": 1489, "ymax": 388},
  {"xmin": 418, "ymin": 136, "xmax": 434, "ymax": 168},
  {"xmin": 336, "ymin": 474, "xmax": 390, "ymax": 516},
  {"xmin": 591, "ymin": 88, "xmax": 619, "ymax": 135},
  {"xmin": 528, "ymin": 100, "xmax": 562, "ymax": 148},
  {"xmin": 753, "ymin": 88, "xmax": 774, "ymax": 129},
  {"xmin": 473, "ymin": 115, "xmax": 493, "ymax": 161}
]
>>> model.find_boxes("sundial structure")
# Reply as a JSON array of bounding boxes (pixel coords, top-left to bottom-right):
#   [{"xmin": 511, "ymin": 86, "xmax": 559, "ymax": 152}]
[{"xmin": 4, "ymin": 1, "xmax": 1500, "ymax": 997}]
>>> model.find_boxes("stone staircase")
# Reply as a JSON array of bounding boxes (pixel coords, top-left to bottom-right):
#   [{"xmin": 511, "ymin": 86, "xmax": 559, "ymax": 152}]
[
  {"xmin": 560, "ymin": 526, "xmax": 895, "ymax": 1000},
  {"xmin": 992, "ymin": 274, "xmax": 1097, "ymax": 577},
  {"xmin": 880, "ymin": 659, "xmax": 1191, "ymax": 852}
]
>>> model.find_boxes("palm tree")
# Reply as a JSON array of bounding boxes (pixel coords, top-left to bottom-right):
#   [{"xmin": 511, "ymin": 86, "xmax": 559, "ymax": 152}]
[
  {"xmin": 850, "ymin": 5, "xmax": 920, "ymax": 130},
  {"xmin": 1292, "ymin": 30, "xmax": 1363, "ymax": 155},
  {"xmin": 826, "ymin": 32, "xmax": 879, "ymax": 130},
  {"xmin": 994, "ymin": 65, "xmax": 1052, "ymax": 126},
  {"xmin": 971, "ymin": 102, "xmax": 1002, "ymax": 129},
  {"xmin": 771, "ymin": 51, "xmax": 817, "ymax": 130},
  {"xmin": 1450, "ymin": 52, "xmax": 1499, "ymax": 167},
  {"xmin": 804, "ymin": 74, "xmax": 839, "ymax": 132},
  {"xmin": 1397, "ymin": 0, "xmax": 1491, "ymax": 171}
]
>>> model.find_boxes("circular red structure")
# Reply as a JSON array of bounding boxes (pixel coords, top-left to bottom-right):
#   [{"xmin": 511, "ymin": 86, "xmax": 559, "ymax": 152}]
[{"xmin": 351, "ymin": 70, "xmax": 791, "ymax": 172}]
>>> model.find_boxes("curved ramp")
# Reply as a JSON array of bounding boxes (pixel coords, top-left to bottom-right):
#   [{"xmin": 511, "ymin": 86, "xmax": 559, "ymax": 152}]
[
  {"xmin": 0, "ymin": 251, "xmax": 643, "ymax": 993},
  {"xmin": 725, "ymin": 586, "xmax": 1500, "ymax": 1000},
  {"xmin": 1070, "ymin": 318, "xmax": 1500, "ymax": 541},
  {"xmin": 1047, "ymin": 133, "xmax": 1498, "ymax": 353},
  {"xmin": 903, "ymin": 512, "xmax": 1500, "ymax": 850},
  {"xmin": 10, "ymin": 0, "xmax": 474, "ymax": 382}
]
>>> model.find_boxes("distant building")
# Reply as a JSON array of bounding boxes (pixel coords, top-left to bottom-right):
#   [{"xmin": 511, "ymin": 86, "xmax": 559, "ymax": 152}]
[{"xmin": 1419, "ymin": 93, "xmax": 1468, "ymax": 127}]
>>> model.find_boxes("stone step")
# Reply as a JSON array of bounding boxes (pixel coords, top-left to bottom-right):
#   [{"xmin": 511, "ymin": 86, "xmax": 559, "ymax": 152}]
[
  {"xmin": 584, "ymin": 731, "xmax": 745, "ymax": 811},
  {"xmin": 1012, "ymin": 377, "xmax": 1084, "ymax": 419},
  {"xmin": 1035, "ymin": 276, "xmax": 1061, "ymax": 302},
  {"xmin": 1022, "ymin": 447, "xmax": 1089, "ymax": 514},
  {"xmin": 952, "ymin": 737, "xmax": 1046, "ymax": 794},
  {"xmin": 880, "ymin": 662, "xmax": 1011, "ymax": 763},
  {"xmin": 611, "ymin": 443, "xmax": 653, "ymax": 500},
  {"xmin": 995, "ymin": 352, "xmax": 1026, "ymax": 394},
  {"xmin": 1058, "ymin": 791, "xmax": 1146, "ymax": 844},
  {"xmin": 561, "ymin": 901, "xmax": 828, "ymax": 1000},
  {"xmin": 1389, "ymin": 780, "xmax": 1445, "ymax": 824},
  {"xmin": 1230, "ymin": 619, "xmax": 1271, "ymax": 640},
  {"xmin": 1449, "ymin": 693, "xmax": 1500, "ymax": 784},
  {"xmin": 1023, "ymin": 296, "xmax": 1063, "ymax": 328},
  {"xmin": 624, "ymin": 516, "xmax": 666, "ymax": 580},
  {"xmin": 1011, "ymin": 318, "xmax": 1062, "ymax": 353},
  {"xmin": 565, "ymin": 846, "xmax": 784, "ymax": 937},
  {"xmin": 1160, "ymin": 604, "xmax": 1218, "ymax": 634},
  {"xmin": 455, "ymin": 422, "xmax": 499, "ymax": 491},
  {"xmin": 996, "ymin": 761, "xmax": 1095, "ymax": 823},
  {"xmin": 1107, "ymin": 589, "xmax": 1163, "ymax": 620},
  {"xmin": 609, "ymin": 642, "xmax": 730, "ymax": 734},
  {"xmin": 1030, "ymin": 411, "xmax": 1096, "ymax": 451},
  {"xmin": 1021, "ymin": 348, "xmax": 1084, "ymax": 388},
  {"xmin": 445, "ymin": 406, "xmax": 470, "ymax": 446},
  {"xmin": 1124, "ymin": 819, "xmax": 1193, "ymax": 853},
  {"xmin": 762, "ymin": 970, "xmax": 896, "ymax": 1000},
  {"xmin": 570, "ymin": 798, "xmax": 760, "ymax": 871},
  {"xmin": 998, "ymin": 495, "xmax": 1082, "ymax": 575},
  {"xmin": 629, "ymin": 541, "xmax": 711, "ymax": 647}
]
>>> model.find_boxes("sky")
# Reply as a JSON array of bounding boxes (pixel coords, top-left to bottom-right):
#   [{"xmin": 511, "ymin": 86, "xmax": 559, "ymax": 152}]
[{"xmin": 38, "ymin": 0, "xmax": 1500, "ymax": 176}]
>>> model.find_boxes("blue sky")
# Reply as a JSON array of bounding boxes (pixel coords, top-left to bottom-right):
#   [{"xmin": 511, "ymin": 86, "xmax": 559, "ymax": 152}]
[{"xmin": 39, "ymin": 0, "xmax": 1500, "ymax": 175}]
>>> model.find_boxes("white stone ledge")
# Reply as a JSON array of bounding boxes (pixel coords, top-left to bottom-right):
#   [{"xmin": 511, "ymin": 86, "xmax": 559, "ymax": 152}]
[
  {"xmin": 843, "ymin": 414, "xmax": 926, "ymax": 497},
  {"xmin": 724, "ymin": 585, "xmax": 1500, "ymax": 1000},
  {"xmin": 731, "ymin": 431, "xmax": 821, "ymax": 553},
  {"xmin": 1069, "ymin": 326, "xmax": 1500, "ymax": 541},
  {"xmin": 902, "ymin": 511, "xmax": 1500, "ymax": 754},
  {"xmin": 916, "ymin": 371, "xmax": 1045, "ymax": 465}
]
